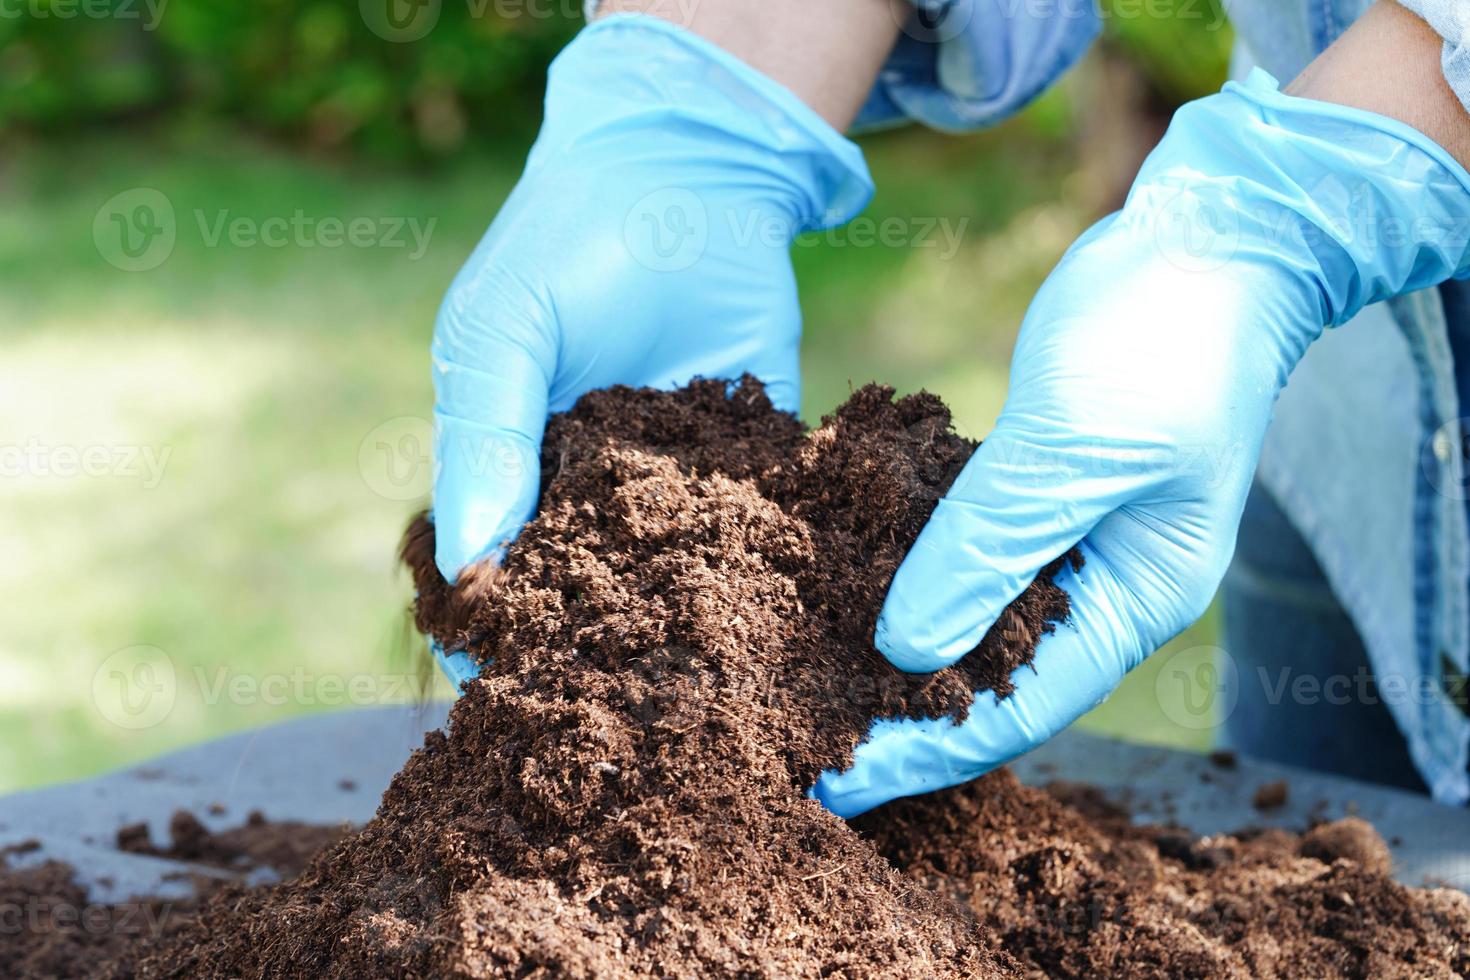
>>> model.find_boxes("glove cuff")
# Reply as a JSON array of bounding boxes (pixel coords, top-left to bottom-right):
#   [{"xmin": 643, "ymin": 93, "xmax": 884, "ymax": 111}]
[
  {"xmin": 543, "ymin": 14, "xmax": 874, "ymax": 233},
  {"xmin": 1129, "ymin": 68, "xmax": 1470, "ymax": 329}
]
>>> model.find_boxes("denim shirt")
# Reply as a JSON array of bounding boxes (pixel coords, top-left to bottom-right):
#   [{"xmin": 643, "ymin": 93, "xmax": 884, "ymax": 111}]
[
  {"xmin": 1221, "ymin": 0, "xmax": 1470, "ymax": 805},
  {"xmin": 849, "ymin": 0, "xmax": 1099, "ymax": 132}
]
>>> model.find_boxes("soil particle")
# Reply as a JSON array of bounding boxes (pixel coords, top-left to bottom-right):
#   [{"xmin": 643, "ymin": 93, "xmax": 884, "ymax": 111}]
[
  {"xmin": 1300, "ymin": 818, "xmax": 1394, "ymax": 876},
  {"xmin": 117, "ymin": 809, "xmax": 348, "ymax": 873},
  {"xmin": 1254, "ymin": 780, "xmax": 1290, "ymax": 811},
  {"xmin": 1209, "ymin": 749, "xmax": 1239, "ymax": 770},
  {"xmin": 7, "ymin": 379, "xmax": 1467, "ymax": 979}
]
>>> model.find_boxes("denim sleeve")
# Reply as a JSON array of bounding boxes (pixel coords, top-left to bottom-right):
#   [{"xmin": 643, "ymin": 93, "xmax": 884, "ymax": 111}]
[
  {"xmin": 581, "ymin": 0, "xmax": 1099, "ymax": 133},
  {"xmin": 1399, "ymin": 0, "xmax": 1470, "ymax": 114},
  {"xmin": 853, "ymin": 0, "xmax": 1099, "ymax": 131}
]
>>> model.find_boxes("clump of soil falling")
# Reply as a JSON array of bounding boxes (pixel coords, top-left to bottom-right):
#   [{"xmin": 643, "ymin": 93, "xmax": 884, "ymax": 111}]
[{"xmin": 42, "ymin": 379, "xmax": 1470, "ymax": 978}]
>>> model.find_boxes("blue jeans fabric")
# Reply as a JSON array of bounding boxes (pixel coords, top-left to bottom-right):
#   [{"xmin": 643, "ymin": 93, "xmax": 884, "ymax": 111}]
[{"xmin": 1223, "ymin": 482, "xmax": 1429, "ymax": 793}]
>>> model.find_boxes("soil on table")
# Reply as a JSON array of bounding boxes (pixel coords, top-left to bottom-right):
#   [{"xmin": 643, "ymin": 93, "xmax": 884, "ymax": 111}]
[
  {"xmin": 8, "ymin": 379, "xmax": 1469, "ymax": 978},
  {"xmin": 115, "ymin": 809, "xmax": 347, "ymax": 874},
  {"xmin": 1, "ymin": 813, "xmax": 348, "ymax": 978}
]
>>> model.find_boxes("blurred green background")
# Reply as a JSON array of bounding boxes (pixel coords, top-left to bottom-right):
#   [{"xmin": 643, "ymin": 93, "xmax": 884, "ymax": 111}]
[{"xmin": 0, "ymin": 0, "xmax": 1232, "ymax": 792}]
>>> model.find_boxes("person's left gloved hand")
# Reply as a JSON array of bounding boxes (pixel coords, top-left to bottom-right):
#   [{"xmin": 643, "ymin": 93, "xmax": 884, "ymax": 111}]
[
  {"xmin": 811, "ymin": 70, "xmax": 1470, "ymax": 818},
  {"xmin": 427, "ymin": 16, "xmax": 871, "ymax": 687}
]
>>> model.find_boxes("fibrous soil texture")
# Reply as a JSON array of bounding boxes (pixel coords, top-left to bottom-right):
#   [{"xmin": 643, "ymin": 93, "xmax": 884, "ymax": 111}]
[{"xmin": 9, "ymin": 379, "xmax": 1467, "ymax": 979}]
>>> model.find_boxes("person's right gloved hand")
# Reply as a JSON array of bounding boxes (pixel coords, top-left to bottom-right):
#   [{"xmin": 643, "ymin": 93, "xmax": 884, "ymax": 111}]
[
  {"xmin": 428, "ymin": 15, "xmax": 872, "ymax": 684},
  {"xmin": 813, "ymin": 69, "xmax": 1470, "ymax": 818}
]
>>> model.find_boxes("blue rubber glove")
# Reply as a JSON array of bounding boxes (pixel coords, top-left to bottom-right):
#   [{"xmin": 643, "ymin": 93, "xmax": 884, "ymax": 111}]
[
  {"xmin": 813, "ymin": 70, "xmax": 1470, "ymax": 818},
  {"xmin": 428, "ymin": 15, "xmax": 871, "ymax": 685}
]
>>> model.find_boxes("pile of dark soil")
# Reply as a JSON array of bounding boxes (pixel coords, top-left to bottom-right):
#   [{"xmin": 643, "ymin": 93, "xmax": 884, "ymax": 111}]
[{"xmin": 8, "ymin": 379, "xmax": 1468, "ymax": 978}]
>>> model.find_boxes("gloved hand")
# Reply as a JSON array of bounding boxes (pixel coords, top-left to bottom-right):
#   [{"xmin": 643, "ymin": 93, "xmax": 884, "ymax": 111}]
[
  {"xmin": 428, "ymin": 15, "xmax": 871, "ymax": 685},
  {"xmin": 813, "ymin": 69, "xmax": 1470, "ymax": 818}
]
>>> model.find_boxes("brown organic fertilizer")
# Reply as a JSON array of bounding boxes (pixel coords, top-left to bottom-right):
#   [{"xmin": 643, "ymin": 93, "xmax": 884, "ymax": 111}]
[{"xmin": 7, "ymin": 380, "xmax": 1468, "ymax": 978}]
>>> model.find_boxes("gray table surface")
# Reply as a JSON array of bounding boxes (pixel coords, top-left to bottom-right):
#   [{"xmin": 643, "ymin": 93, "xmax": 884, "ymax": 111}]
[{"xmin": 3, "ymin": 705, "xmax": 1467, "ymax": 901}]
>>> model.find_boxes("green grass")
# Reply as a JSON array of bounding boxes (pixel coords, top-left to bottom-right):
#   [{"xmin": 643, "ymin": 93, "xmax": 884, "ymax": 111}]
[{"xmin": 0, "ymin": 98, "xmax": 1220, "ymax": 794}]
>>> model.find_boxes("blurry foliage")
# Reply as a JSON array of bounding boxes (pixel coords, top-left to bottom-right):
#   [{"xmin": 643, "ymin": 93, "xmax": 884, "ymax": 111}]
[
  {"xmin": 1099, "ymin": 0, "xmax": 1233, "ymax": 102},
  {"xmin": 0, "ymin": 0, "xmax": 1231, "ymax": 162},
  {"xmin": 0, "ymin": 0, "xmax": 578, "ymax": 161}
]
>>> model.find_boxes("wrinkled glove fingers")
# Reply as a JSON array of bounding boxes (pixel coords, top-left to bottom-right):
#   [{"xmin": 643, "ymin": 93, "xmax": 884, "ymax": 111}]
[
  {"xmin": 814, "ymin": 544, "xmax": 1140, "ymax": 817},
  {"xmin": 875, "ymin": 426, "xmax": 1147, "ymax": 673}
]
